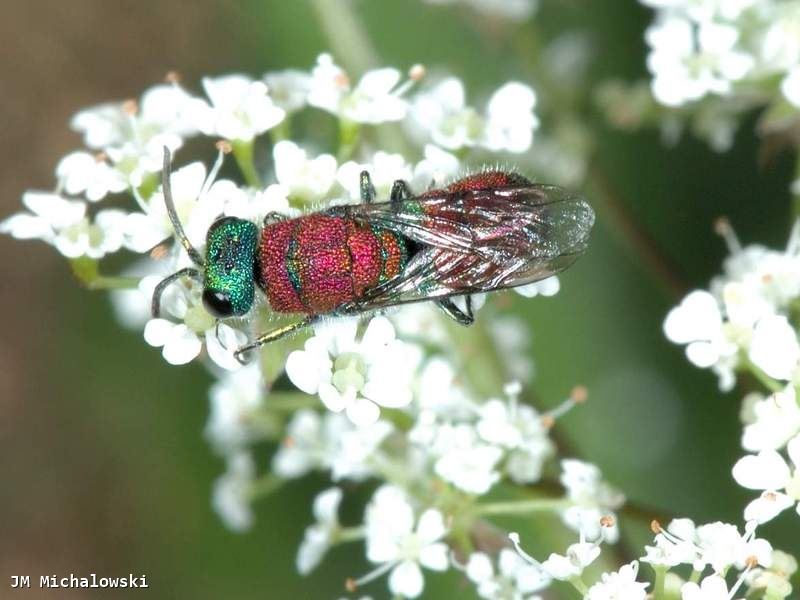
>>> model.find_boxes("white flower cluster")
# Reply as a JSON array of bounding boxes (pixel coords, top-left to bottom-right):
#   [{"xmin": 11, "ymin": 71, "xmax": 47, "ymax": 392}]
[
  {"xmin": 1, "ymin": 53, "xmax": 623, "ymax": 599},
  {"xmin": 733, "ymin": 419, "xmax": 800, "ymax": 525},
  {"xmin": 408, "ymin": 78, "xmax": 539, "ymax": 154},
  {"xmin": 643, "ymin": 0, "xmax": 800, "ymax": 107},
  {"xmin": 286, "ymin": 317, "xmax": 421, "ymax": 426},
  {"xmin": 642, "ymin": 0, "xmax": 758, "ymax": 108},
  {"xmin": 1, "ymin": 53, "xmax": 543, "ymax": 372},
  {"xmin": 644, "ymin": 518, "xmax": 797, "ymax": 600},
  {"xmin": 600, "ymin": 1, "xmax": 800, "ymax": 151},
  {"xmin": 511, "ymin": 515, "xmax": 795, "ymax": 600},
  {"xmin": 664, "ymin": 220, "xmax": 800, "ymax": 532},
  {"xmin": 196, "ymin": 294, "xmax": 621, "ymax": 599},
  {"xmin": 407, "ymin": 380, "xmax": 559, "ymax": 494},
  {"xmin": 1, "ymin": 52, "xmax": 538, "ymax": 257},
  {"xmin": 258, "ymin": 369, "xmax": 613, "ymax": 598},
  {"xmin": 643, "ymin": 518, "xmax": 771, "ymax": 574},
  {"xmin": 269, "ymin": 328, "xmax": 618, "ymax": 598},
  {"xmin": 664, "ymin": 221, "xmax": 800, "ymax": 392},
  {"xmin": 4, "ymin": 37, "xmax": 797, "ymax": 599}
]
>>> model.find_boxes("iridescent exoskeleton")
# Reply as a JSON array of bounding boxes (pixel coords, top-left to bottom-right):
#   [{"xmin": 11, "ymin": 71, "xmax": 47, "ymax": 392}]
[{"xmin": 152, "ymin": 149, "xmax": 595, "ymax": 361}]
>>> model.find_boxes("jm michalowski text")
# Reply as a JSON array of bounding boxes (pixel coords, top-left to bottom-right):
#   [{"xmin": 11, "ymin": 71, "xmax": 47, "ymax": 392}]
[{"xmin": 11, "ymin": 574, "xmax": 148, "ymax": 588}]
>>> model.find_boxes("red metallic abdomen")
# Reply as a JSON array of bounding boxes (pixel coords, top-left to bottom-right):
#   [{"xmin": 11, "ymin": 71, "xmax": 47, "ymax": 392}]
[{"xmin": 257, "ymin": 215, "xmax": 407, "ymax": 315}]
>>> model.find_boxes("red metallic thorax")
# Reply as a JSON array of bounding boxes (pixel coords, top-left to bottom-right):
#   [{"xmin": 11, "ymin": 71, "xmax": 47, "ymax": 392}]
[
  {"xmin": 423, "ymin": 170, "xmax": 531, "ymax": 197},
  {"xmin": 256, "ymin": 214, "xmax": 406, "ymax": 315}
]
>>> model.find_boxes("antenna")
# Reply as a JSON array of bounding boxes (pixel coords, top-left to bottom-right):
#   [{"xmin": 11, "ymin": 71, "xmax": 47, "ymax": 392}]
[{"xmin": 162, "ymin": 147, "xmax": 205, "ymax": 267}]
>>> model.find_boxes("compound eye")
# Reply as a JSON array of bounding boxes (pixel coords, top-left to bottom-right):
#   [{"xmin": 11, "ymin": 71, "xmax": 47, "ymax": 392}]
[{"xmin": 202, "ymin": 289, "xmax": 234, "ymax": 318}]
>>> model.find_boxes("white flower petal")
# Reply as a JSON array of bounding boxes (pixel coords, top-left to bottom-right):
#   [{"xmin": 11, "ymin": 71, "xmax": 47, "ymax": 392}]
[
  {"xmin": 318, "ymin": 382, "xmax": 348, "ymax": 413},
  {"xmin": 286, "ymin": 349, "xmax": 325, "ymax": 394},
  {"xmin": 515, "ymin": 276, "xmax": 560, "ymax": 297},
  {"xmin": 205, "ymin": 325, "xmax": 246, "ymax": 371},
  {"xmin": 685, "ymin": 341, "xmax": 720, "ymax": 368},
  {"xmin": 681, "ymin": 575, "xmax": 729, "ymax": 600},
  {"xmin": 664, "ymin": 291, "xmax": 721, "ymax": 344},
  {"xmin": 419, "ymin": 542, "xmax": 449, "ymax": 571},
  {"xmin": 357, "ymin": 68, "xmax": 400, "ymax": 95},
  {"xmin": 313, "ymin": 487, "xmax": 342, "ymax": 523},
  {"xmin": 743, "ymin": 491, "xmax": 794, "ymax": 524},
  {"xmin": 296, "ymin": 526, "xmax": 329, "ymax": 575},
  {"xmin": 0, "ymin": 213, "xmax": 52, "ymax": 239},
  {"xmin": 466, "ymin": 553, "xmax": 494, "ymax": 583},
  {"xmin": 571, "ymin": 542, "xmax": 601, "ymax": 568},
  {"xmin": 388, "ymin": 561, "xmax": 425, "ymax": 599},
  {"xmin": 345, "ymin": 397, "xmax": 380, "ymax": 427},
  {"xmin": 162, "ymin": 324, "xmax": 202, "ymax": 365},
  {"xmin": 542, "ymin": 553, "xmax": 580, "ymax": 580},
  {"xmin": 143, "ymin": 318, "xmax": 175, "ymax": 347},
  {"xmin": 783, "ymin": 67, "xmax": 800, "ymax": 108},
  {"xmin": 732, "ymin": 451, "xmax": 791, "ymax": 491},
  {"xmin": 749, "ymin": 315, "xmax": 800, "ymax": 381},
  {"xmin": 361, "ymin": 316, "xmax": 395, "ymax": 351},
  {"xmin": 416, "ymin": 509, "xmax": 446, "ymax": 544},
  {"xmin": 788, "ymin": 434, "xmax": 800, "ymax": 469}
]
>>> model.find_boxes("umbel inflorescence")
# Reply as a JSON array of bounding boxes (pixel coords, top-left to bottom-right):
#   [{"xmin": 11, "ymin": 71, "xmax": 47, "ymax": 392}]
[{"xmin": 4, "ymin": 33, "xmax": 799, "ymax": 600}]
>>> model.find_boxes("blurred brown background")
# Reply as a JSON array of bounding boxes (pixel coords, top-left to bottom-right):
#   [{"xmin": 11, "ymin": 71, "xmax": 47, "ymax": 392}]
[{"xmin": 0, "ymin": 3, "xmax": 270, "ymax": 597}]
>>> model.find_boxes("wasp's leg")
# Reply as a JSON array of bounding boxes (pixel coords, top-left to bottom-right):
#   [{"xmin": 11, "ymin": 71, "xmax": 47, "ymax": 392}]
[
  {"xmin": 214, "ymin": 320, "xmax": 230, "ymax": 351},
  {"xmin": 151, "ymin": 268, "xmax": 201, "ymax": 318},
  {"xmin": 390, "ymin": 179, "xmax": 412, "ymax": 209},
  {"xmin": 335, "ymin": 300, "xmax": 369, "ymax": 316},
  {"xmin": 436, "ymin": 296, "xmax": 474, "ymax": 326},
  {"xmin": 234, "ymin": 316, "xmax": 317, "ymax": 364},
  {"xmin": 359, "ymin": 171, "xmax": 376, "ymax": 204},
  {"xmin": 263, "ymin": 211, "xmax": 287, "ymax": 226}
]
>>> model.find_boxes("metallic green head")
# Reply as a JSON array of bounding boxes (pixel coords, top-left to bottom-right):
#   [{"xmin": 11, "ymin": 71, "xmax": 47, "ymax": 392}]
[{"xmin": 202, "ymin": 217, "xmax": 259, "ymax": 318}]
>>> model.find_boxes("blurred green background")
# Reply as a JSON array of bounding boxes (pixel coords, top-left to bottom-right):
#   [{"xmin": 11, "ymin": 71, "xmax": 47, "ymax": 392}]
[{"xmin": 1, "ymin": 1, "xmax": 798, "ymax": 598}]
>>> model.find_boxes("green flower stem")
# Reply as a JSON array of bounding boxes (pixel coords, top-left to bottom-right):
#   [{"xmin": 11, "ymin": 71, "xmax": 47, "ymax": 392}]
[
  {"xmin": 242, "ymin": 411, "xmax": 282, "ymax": 441},
  {"xmin": 270, "ymin": 119, "xmax": 291, "ymax": 144},
  {"xmin": 335, "ymin": 526, "xmax": 366, "ymax": 544},
  {"xmin": 87, "ymin": 276, "xmax": 140, "ymax": 290},
  {"xmin": 689, "ymin": 569, "xmax": 702, "ymax": 584},
  {"xmin": 741, "ymin": 355, "xmax": 784, "ymax": 393},
  {"xmin": 309, "ymin": 0, "xmax": 377, "ymax": 75},
  {"xmin": 368, "ymin": 454, "xmax": 413, "ymax": 489},
  {"xmin": 653, "ymin": 565, "xmax": 667, "ymax": 600},
  {"xmin": 70, "ymin": 257, "xmax": 139, "ymax": 290},
  {"xmin": 265, "ymin": 392, "xmax": 320, "ymax": 412},
  {"xmin": 248, "ymin": 473, "xmax": 285, "ymax": 500},
  {"xmin": 338, "ymin": 119, "xmax": 361, "ymax": 162},
  {"xmin": 232, "ymin": 139, "xmax": 262, "ymax": 188},
  {"xmin": 310, "ymin": 0, "xmax": 413, "ymax": 158},
  {"xmin": 452, "ymin": 524, "xmax": 475, "ymax": 556},
  {"xmin": 475, "ymin": 497, "xmax": 570, "ymax": 516},
  {"xmin": 256, "ymin": 318, "xmax": 309, "ymax": 385},
  {"xmin": 569, "ymin": 576, "xmax": 589, "ymax": 596},
  {"xmin": 136, "ymin": 173, "xmax": 159, "ymax": 201},
  {"xmin": 381, "ymin": 407, "xmax": 415, "ymax": 431},
  {"xmin": 443, "ymin": 314, "xmax": 509, "ymax": 399}
]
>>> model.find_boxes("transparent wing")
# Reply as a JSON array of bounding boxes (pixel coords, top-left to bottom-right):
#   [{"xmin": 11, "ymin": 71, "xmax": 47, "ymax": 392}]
[{"xmin": 334, "ymin": 185, "xmax": 595, "ymax": 313}]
